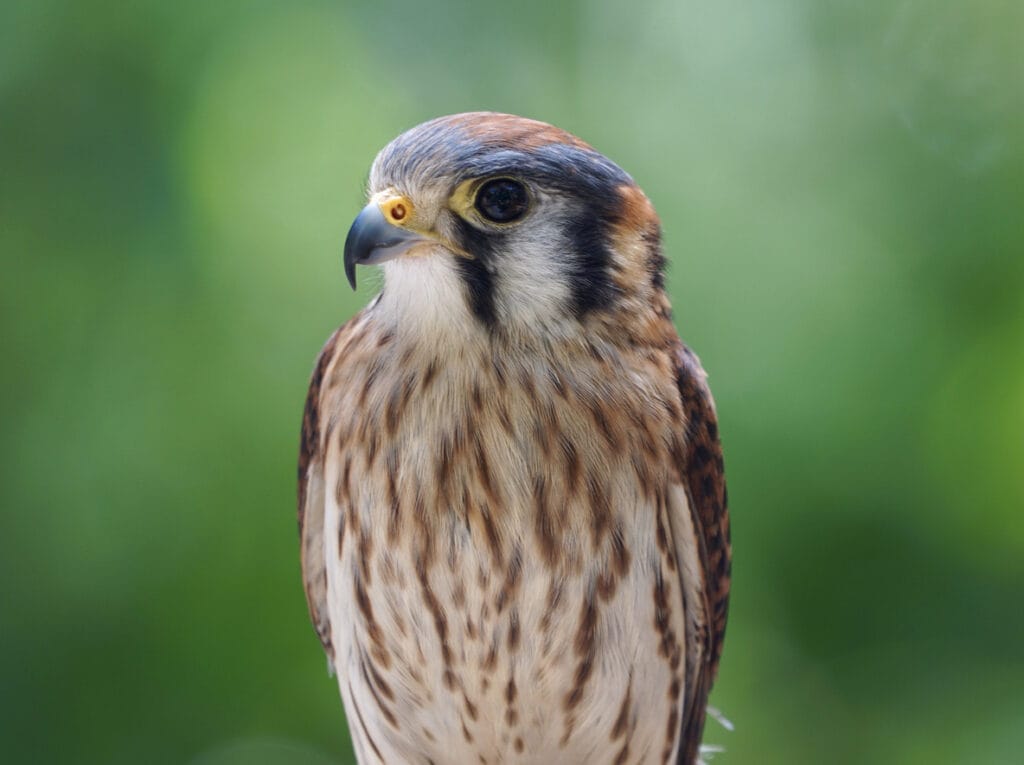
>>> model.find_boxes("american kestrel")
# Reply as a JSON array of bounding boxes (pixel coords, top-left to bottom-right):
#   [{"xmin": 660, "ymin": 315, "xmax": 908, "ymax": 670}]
[{"xmin": 298, "ymin": 113, "xmax": 730, "ymax": 765}]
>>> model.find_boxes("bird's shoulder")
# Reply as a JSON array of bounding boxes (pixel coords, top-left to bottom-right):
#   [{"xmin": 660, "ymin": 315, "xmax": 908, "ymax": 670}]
[
  {"xmin": 670, "ymin": 340, "xmax": 731, "ymax": 764},
  {"xmin": 297, "ymin": 310, "xmax": 371, "ymax": 657}
]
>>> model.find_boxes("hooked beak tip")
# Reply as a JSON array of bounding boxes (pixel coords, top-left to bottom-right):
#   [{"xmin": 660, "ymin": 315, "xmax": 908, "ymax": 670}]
[{"xmin": 343, "ymin": 199, "xmax": 425, "ymax": 290}]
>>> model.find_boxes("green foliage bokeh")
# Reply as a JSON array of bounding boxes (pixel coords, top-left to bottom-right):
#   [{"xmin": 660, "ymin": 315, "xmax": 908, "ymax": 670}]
[{"xmin": 2, "ymin": 1, "xmax": 1022, "ymax": 763}]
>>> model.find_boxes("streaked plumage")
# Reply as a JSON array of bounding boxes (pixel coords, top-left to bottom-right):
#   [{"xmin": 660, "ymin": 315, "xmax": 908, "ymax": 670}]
[{"xmin": 298, "ymin": 113, "xmax": 730, "ymax": 764}]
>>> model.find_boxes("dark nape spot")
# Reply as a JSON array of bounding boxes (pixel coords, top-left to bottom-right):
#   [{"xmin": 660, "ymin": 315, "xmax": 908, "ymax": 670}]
[{"xmin": 643, "ymin": 226, "xmax": 666, "ymax": 290}]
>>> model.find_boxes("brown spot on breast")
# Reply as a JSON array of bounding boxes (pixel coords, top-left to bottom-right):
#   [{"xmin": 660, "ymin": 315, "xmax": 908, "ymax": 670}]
[
  {"xmin": 494, "ymin": 397, "xmax": 514, "ymax": 437},
  {"xmin": 533, "ymin": 476, "xmax": 559, "ymax": 565},
  {"xmin": 490, "ymin": 354, "xmax": 508, "ymax": 388},
  {"xmin": 422, "ymin": 357, "xmax": 439, "ymax": 390},
  {"xmin": 358, "ymin": 527, "xmax": 374, "ymax": 586},
  {"xmin": 586, "ymin": 474, "xmax": 612, "ymax": 547},
  {"xmin": 518, "ymin": 366, "xmax": 537, "ymax": 400},
  {"xmin": 631, "ymin": 451, "xmax": 654, "ymax": 492},
  {"xmin": 559, "ymin": 434, "xmax": 581, "ymax": 492},
  {"xmin": 386, "ymin": 498, "xmax": 401, "ymax": 545},
  {"xmin": 482, "ymin": 635, "xmax": 499, "ymax": 674},
  {"xmin": 359, "ymin": 655, "xmax": 398, "ymax": 728},
  {"xmin": 540, "ymin": 579, "xmax": 563, "ymax": 634},
  {"xmin": 358, "ymin": 357, "xmax": 384, "ymax": 409},
  {"xmin": 471, "ymin": 381, "xmax": 483, "ymax": 413},
  {"xmin": 416, "ymin": 557, "xmax": 453, "ymax": 682},
  {"xmin": 384, "ymin": 372, "xmax": 416, "ymax": 436},
  {"xmin": 412, "ymin": 491, "xmax": 436, "ymax": 567},
  {"xmin": 478, "ymin": 501, "xmax": 503, "ymax": 566},
  {"xmin": 365, "ymin": 430, "xmax": 379, "ymax": 470},
  {"xmin": 596, "ymin": 568, "xmax": 618, "ymax": 602},
  {"xmin": 495, "ymin": 546, "xmax": 522, "ymax": 613},
  {"xmin": 507, "ymin": 609, "xmax": 521, "ymax": 652},
  {"xmin": 611, "ymin": 675, "xmax": 632, "ymax": 740},
  {"xmin": 353, "ymin": 574, "xmax": 390, "ymax": 669},
  {"xmin": 532, "ymin": 416, "xmax": 554, "ymax": 463},
  {"xmin": 503, "ymin": 671, "xmax": 520, "ymax": 729},
  {"xmin": 611, "ymin": 522, "xmax": 632, "ymax": 577},
  {"xmin": 474, "ymin": 433, "xmax": 499, "ymax": 502},
  {"xmin": 564, "ymin": 595, "xmax": 598, "ymax": 712},
  {"xmin": 462, "ymin": 691, "xmax": 479, "ymax": 721},
  {"xmin": 434, "ymin": 432, "xmax": 454, "ymax": 507},
  {"xmin": 582, "ymin": 392, "xmax": 621, "ymax": 450}
]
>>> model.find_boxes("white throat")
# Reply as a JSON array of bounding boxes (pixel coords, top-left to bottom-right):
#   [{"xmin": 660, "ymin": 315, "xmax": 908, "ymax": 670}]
[
  {"xmin": 376, "ymin": 244, "xmax": 579, "ymax": 347},
  {"xmin": 376, "ymin": 255, "xmax": 481, "ymax": 345}
]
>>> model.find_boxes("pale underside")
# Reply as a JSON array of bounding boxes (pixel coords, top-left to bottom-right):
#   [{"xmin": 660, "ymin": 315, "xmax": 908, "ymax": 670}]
[
  {"xmin": 309, "ymin": 296, "xmax": 709, "ymax": 765},
  {"xmin": 326, "ymin": 479, "xmax": 702, "ymax": 765}
]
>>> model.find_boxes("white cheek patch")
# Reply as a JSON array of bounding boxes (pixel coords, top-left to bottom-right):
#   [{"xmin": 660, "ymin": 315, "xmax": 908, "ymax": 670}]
[
  {"xmin": 484, "ymin": 191, "xmax": 586, "ymax": 335},
  {"xmin": 494, "ymin": 216, "xmax": 575, "ymax": 330}
]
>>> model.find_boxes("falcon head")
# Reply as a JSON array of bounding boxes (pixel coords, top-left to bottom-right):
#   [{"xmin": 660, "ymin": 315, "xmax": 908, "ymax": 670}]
[{"xmin": 343, "ymin": 113, "xmax": 667, "ymax": 339}]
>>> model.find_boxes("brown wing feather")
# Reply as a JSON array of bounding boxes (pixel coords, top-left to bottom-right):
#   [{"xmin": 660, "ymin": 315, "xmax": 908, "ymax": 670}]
[
  {"xmin": 673, "ymin": 342, "xmax": 731, "ymax": 765},
  {"xmin": 297, "ymin": 320, "xmax": 352, "ymax": 659}
]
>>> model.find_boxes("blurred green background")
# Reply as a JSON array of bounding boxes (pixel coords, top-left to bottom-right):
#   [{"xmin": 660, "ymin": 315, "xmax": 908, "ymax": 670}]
[{"xmin": 2, "ymin": 0, "xmax": 1022, "ymax": 763}]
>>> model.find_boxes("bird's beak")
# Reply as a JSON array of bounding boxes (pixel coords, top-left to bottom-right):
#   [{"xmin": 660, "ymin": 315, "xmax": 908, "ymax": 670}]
[{"xmin": 343, "ymin": 196, "xmax": 429, "ymax": 289}]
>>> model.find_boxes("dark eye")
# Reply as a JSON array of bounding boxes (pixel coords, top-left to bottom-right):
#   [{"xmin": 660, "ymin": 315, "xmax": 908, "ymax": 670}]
[{"xmin": 474, "ymin": 178, "xmax": 529, "ymax": 223}]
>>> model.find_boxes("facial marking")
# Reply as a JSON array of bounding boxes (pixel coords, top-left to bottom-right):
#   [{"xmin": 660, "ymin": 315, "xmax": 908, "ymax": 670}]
[{"xmin": 363, "ymin": 112, "xmax": 662, "ymax": 333}]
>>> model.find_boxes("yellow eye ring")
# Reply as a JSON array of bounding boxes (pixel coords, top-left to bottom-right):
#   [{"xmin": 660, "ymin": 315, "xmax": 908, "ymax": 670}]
[{"xmin": 379, "ymin": 195, "xmax": 413, "ymax": 225}]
